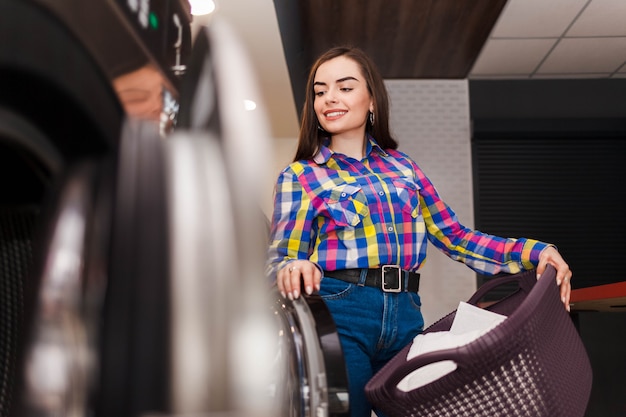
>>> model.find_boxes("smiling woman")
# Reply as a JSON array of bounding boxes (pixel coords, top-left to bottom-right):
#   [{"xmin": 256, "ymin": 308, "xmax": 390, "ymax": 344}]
[
  {"xmin": 313, "ymin": 56, "xmax": 373, "ymax": 158},
  {"xmin": 266, "ymin": 46, "xmax": 573, "ymax": 417}
]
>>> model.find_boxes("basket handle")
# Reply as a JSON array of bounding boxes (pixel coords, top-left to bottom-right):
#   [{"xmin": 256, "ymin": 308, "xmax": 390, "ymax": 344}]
[
  {"xmin": 466, "ymin": 267, "xmax": 545, "ymax": 306},
  {"xmin": 384, "ymin": 346, "xmax": 472, "ymax": 391}
]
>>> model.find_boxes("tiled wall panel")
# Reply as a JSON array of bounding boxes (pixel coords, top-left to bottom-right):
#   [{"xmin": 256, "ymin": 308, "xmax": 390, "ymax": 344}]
[{"xmin": 386, "ymin": 80, "xmax": 476, "ymax": 326}]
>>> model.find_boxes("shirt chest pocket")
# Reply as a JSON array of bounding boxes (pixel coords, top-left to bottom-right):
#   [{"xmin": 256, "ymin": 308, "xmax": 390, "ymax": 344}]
[
  {"xmin": 392, "ymin": 179, "xmax": 421, "ymax": 218},
  {"xmin": 322, "ymin": 184, "xmax": 370, "ymax": 227}
]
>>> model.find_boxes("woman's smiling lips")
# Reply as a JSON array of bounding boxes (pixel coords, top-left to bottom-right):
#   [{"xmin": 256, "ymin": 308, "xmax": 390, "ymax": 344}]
[{"xmin": 324, "ymin": 110, "xmax": 347, "ymax": 120}]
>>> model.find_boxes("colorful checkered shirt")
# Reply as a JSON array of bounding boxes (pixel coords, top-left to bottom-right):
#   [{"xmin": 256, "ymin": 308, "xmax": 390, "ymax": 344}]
[{"xmin": 266, "ymin": 136, "xmax": 549, "ymax": 280}]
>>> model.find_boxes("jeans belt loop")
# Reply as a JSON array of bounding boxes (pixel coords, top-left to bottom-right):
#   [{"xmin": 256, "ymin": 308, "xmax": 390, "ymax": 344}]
[{"xmin": 358, "ymin": 268, "xmax": 368, "ymax": 286}]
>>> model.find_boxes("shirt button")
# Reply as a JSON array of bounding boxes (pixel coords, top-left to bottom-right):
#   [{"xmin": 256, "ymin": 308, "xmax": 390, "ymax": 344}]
[
  {"xmin": 387, "ymin": 226, "xmax": 394, "ymax": 232},
  {"xmin": 341, "ymin": 192, "xmax": 347, "ymax": 197},
  {"xmin": 378, "ymin": 191, "xmax": 385, "ymax": 196}
]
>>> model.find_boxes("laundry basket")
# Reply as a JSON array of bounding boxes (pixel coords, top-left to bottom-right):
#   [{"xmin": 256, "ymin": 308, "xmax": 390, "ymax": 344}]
[{"xmin": 365, "ymin": 265, "xmax": 592, "ymax": 417}]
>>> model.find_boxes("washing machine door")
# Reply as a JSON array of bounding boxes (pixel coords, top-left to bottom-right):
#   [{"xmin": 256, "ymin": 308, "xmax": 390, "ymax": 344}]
[
  {"xmin": 0, "ymin": 1, "xmax": 123, "ymax": 415},
  {"xmin": 272, "ymin": 293, "xmax": 350, "ymax": 417},
  {"xmin": 3, "ymin": 3, "xmax": 350, "ymax": 416},
  {"xmin": 0, "ymin": 1, "xmax": 190, "ymax": 415}
]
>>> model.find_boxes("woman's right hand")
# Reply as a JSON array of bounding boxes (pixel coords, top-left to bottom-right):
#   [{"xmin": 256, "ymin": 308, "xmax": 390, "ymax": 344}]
[{"xmin": 277, "ymin": 260, "xmax": 322, "ymax": 300}]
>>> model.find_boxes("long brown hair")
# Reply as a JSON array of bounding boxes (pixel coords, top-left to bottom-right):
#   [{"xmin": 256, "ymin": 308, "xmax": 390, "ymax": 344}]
[{"xmin": 293, "ymin": 46, "xmax": 398, "ymax": 162}]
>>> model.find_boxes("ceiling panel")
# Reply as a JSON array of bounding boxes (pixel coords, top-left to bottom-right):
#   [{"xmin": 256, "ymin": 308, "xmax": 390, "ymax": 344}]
[
  {"xmin": 471, "ymin": 0, "xmax": 626, "ymax": 79},
  {"xmin": 489, "ymin": 0, "xmax": 588, "ymax": 38},
  {"xmin": 567, "ymin": 0, "xmax": 626, "ymax": 36},
  {"xmin": 532, "ymin": 73, "xmax": 611, "ymax": 79},
  {"xmin": 470, "ymin": 39, "xmax": 556, "ymax": 76},
  {"xmin": 537, "ymin": 37, "xmax": 626, "ymax": 75}
]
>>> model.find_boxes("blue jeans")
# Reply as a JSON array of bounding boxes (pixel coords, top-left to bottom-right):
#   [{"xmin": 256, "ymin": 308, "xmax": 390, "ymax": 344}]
[{"xmin": 319, "ymin": 271, "xmax": 425, "ymax": 417}]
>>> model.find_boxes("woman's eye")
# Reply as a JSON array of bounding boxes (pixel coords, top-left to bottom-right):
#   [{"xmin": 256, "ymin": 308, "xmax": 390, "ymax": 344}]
[
  {"xmin": 341, "ymin": 87, "xmax": 353, "ymax": 92},
  {"xmin": 315, "ymin": 91, "xmax": 325, "ymax": 97}
]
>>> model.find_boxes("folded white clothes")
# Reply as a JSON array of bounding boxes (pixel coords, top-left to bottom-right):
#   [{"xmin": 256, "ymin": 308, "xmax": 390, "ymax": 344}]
[{"xmin": 397, "ymin": 302, "xmax": 507, "ymax": 392}]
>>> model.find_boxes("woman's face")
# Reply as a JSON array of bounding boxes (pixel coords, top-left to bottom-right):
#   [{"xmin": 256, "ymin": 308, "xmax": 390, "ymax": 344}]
[{"xmin": 313, "ymin": 56, "xmax": 374, "ymax": 139}]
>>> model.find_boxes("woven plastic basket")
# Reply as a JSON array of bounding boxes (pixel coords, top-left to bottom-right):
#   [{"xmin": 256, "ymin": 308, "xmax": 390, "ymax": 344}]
[{"xmin": 365, "ymin": 265, "xmax": 592, "ymax": 417}]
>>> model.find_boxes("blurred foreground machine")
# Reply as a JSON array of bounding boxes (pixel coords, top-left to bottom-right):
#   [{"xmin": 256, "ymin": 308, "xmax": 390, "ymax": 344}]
[{"xmin": 0, "ymin": 0, "xmax": 348, "ymax": 416}]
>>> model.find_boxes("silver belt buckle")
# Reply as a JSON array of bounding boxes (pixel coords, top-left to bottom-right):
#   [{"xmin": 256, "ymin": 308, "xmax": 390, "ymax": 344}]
[{"xmin": 381, "ymin": 265, "xmax": 402, "ymax": 293}]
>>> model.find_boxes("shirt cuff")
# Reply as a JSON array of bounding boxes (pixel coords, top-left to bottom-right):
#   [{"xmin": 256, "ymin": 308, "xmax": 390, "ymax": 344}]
[{"xmin": 521, "ymin": 239, "xmax": 554, "ymax": 269}]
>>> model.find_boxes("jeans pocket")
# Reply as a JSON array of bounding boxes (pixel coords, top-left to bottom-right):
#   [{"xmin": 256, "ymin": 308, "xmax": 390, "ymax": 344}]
[
  {"xmin": 406, "ymin": 291, "xmax": 422, "ymax": 311},
  {"xmin": 319, "ymin": 277, "xmax": 354, "ymax": 300}
]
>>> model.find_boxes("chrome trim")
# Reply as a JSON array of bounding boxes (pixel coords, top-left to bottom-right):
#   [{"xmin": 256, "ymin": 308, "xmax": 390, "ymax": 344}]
[{"xmin": 21, "ymin": 163, "xmax": 99, "ymax": 417}]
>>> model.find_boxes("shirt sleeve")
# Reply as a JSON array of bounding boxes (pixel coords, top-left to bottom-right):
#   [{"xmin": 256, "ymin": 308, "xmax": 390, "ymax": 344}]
[
  {"xmin": 265, "ymin": 167, "xmax": 317, "ymax": 282},
  {"xmin": 413, "ymin": 163, "xmax": 551, "ymax": 275}
]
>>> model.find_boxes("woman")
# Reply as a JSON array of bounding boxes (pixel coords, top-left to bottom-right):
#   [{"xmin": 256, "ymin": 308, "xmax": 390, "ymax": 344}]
[{"xmin": 266, "ymin": 46, "xmax": 572, "ymax": 417}]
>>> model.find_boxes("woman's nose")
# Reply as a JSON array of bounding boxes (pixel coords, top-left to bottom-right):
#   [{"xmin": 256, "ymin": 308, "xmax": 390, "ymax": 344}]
[{"xmin": 325, "ymin": 88, "xmax": 338, "ymax": 103}]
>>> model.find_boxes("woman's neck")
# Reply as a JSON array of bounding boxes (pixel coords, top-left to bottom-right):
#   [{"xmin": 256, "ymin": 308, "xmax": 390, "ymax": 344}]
[{"xmin": 330, "ymin": 133, "xmax": 367, "ymax": 160}]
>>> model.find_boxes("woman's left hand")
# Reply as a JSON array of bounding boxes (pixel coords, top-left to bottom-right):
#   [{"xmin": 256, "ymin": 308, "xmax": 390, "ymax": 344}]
[{"xmin": 536, "ymin": 246, "xmax": 572, "ymax": 311}]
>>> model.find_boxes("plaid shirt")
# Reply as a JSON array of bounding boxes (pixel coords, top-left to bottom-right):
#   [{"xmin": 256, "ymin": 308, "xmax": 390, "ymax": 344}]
[{"xmin": 266, "ymin": 136, "xmax": 548, "ymax": 280}]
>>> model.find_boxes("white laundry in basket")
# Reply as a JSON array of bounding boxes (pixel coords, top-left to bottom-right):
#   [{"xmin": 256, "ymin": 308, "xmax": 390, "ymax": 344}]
[{"xmin": 397, "ymin": 302, "xmax": 507, "ymax": 392}]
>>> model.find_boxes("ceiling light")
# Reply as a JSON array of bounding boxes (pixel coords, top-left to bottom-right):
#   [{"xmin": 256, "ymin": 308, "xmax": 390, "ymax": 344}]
[
  {"xmin": 190, "ymin": 0, "xmax": 216, "ymax": 16},
  {"xmin": 244, "ymin": 100, "xmax": 257, "ymax": 111}
]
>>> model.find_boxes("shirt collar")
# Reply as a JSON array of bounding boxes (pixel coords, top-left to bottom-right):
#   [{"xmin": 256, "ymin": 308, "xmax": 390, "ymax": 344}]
[{"xmin": 313, "ymin": 134, "xmax": 388, "ymax": 164}]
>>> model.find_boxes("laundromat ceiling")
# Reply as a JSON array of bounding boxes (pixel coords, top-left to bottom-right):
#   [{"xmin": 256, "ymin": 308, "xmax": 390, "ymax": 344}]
[
  {"xmin": 273, "ymin": 0, "xmax": 507, "ymax": 80},
  {"xmin": 200, "ymin": 0, "xmax": 626, "ymax": 138},
  {"xmin": 272, "ymin": 0, "xmax": 507, "ymax": 114}
]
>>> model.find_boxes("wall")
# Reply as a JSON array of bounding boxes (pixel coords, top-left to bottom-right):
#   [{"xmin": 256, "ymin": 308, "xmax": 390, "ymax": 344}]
[
  {"xmin": 264, "ymin": 137, "xmax": 298, "ymax": 217},
  {"xmin": 386, "ymin": 80, "xmax": 476, "ymax": 326}
]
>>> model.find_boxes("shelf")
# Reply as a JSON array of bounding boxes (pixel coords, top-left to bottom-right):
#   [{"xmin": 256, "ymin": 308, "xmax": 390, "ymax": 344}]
[{"xmin": 570, "ymin": 281, "xmax": 626, "ymax": 312}]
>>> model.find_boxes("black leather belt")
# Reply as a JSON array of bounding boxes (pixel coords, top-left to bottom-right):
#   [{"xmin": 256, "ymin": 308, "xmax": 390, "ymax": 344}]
[{"xmin": 324, "ymin": 266, "xmax": 420, "ymax": 293}]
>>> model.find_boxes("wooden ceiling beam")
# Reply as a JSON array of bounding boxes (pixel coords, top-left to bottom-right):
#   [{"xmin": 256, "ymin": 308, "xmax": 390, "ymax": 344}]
[{"xmin": 274, "ymin": 0, "xmax": 508, "ymax": 116}]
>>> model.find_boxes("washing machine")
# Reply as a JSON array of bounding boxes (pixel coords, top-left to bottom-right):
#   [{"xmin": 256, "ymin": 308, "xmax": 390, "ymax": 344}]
[
  {"xmin": 0, "ymin": 1, "xmax": 191, "ymax": 415},
  {"xmin": 0, "ymin": 1, "xmax": 349, "ymax": 416},
  {"xmin": 271, "ymin": 293, "xmax": 350, "ymax": 417}
]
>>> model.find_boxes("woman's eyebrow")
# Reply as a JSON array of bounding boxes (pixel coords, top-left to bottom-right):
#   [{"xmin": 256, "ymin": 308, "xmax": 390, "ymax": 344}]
[
  {"xmin": 313, "ymin": 76, "xmax": 359, "ymax": 87},
  {"xmin": 337, "ymin": 76, "xmax": 359, "ymax": 83}
]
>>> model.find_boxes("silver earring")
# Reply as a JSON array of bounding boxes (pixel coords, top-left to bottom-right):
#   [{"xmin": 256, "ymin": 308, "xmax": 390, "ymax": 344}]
[{"xmin": 369, "ymin": 112, "xmax": 375, "ymax": 126}]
